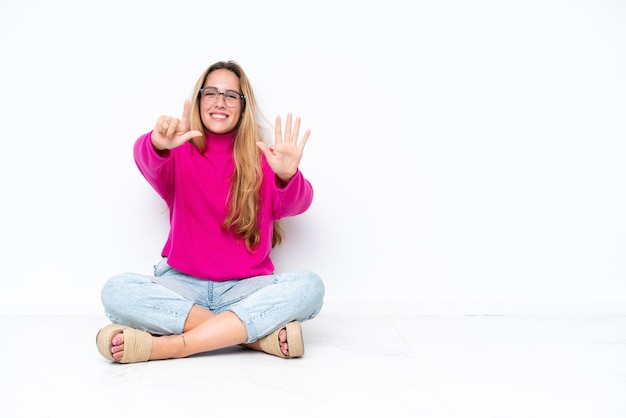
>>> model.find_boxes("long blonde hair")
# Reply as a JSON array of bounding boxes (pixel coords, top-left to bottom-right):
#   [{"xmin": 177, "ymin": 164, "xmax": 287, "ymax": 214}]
[{"xmin": 188, "ymin": 60, "xmax": 282, "ymax": 251}]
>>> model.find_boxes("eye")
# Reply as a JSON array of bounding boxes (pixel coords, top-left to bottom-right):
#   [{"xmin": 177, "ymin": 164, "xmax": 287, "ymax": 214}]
[
  {"xmin": 204, "ymin": 89, "xmax": 218, "ymax": 98},
  {"xmin": 225, "ymin": 91, "xmax": 240, "ymax": 101}
]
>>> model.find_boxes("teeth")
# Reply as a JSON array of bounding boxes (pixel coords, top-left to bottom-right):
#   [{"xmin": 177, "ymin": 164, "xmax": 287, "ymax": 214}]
[{"xmin": 212, "ymin": 114, "xmax": 227, "ymax": 119}]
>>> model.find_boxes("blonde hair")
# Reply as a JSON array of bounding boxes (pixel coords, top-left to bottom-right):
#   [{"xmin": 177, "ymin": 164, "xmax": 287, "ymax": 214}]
[{"xmin": 188, "ymin": 60, "xmax": 282, "ymax": 250}]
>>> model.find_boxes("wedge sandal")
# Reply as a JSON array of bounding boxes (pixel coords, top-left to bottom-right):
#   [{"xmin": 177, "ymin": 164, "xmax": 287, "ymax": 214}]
[
  {"xmin": 96, "ymin": 324, "xmax": 152, "ymax": 364},
  {"xmin": 258, "ymin": 321, "xmax": 304, "ymax": 358}
]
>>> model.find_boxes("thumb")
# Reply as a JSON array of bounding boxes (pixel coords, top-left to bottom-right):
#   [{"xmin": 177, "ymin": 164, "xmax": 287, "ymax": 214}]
[
  {"xmin": 256, "ymin": 141, "xmax": 271, "ymax": 156},
  {"xmin": 181, "ymin": 130, "xmax": 204, "ymax": 142}
]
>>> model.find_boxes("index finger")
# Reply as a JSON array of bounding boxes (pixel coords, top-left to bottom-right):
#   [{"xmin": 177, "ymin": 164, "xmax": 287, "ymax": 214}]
[{"xmin": 180, "ymin": 99, "xmax": 192, "ymax": 131}]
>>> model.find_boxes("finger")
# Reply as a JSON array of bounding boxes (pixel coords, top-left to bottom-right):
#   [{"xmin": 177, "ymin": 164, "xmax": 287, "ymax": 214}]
[
  {"xmin": 256, "ymin": 141, "xmax": 270, "ymax": 153},
  {"xmin": 292, "ymin": 116, "xmax": 302, "ymax": 145},
  {"xmin": 256, "ymin": 140, "xmax": 270, "ymax": 156},
  {"xmin": 298, "ymin": 128, "xmax": 311, "ymax": 151},
  {"xmin": 284, "ymin": 113, "xmax": 293, "ymax": 143},
  {"xmin": 157, "ymin": 116, "xmax": 170, "ymax": 135},
  {"xmin": 180, "ymin": 100, "xmax": 192, "ymax": 131},
  {"xmin": 166, "ymin": 118, "xmax": 180, "ymax": 138},
  {"xmin": 180, "ymin": 130, "xmax": 204, "ymax": 142},
  {"xmin": 275, "ymin": 115, "xmax": 283, "ymax": 144}
]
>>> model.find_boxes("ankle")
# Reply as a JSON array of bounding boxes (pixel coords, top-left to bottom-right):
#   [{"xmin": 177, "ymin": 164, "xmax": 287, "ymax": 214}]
[{"xmin": 181, "ymin": 333, "xmax": 189, "ymax": 357}]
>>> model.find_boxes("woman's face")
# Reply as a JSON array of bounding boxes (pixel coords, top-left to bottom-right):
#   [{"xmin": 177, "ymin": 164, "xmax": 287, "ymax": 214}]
[{"xmin": 199, "ymin": 68, "xmax": 244, "ymax": 134}]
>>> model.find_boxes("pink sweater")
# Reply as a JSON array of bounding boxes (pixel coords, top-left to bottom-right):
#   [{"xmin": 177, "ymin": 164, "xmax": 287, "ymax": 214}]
[{"xmin": 133, "ymin": 130, "xmax": 313, "ymax": 281}]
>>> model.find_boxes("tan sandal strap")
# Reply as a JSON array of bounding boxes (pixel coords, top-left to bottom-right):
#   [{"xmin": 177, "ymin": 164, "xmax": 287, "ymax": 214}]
[{"xmin": 119, "ymin": 327, "xmax": 152, "ymax": 363}]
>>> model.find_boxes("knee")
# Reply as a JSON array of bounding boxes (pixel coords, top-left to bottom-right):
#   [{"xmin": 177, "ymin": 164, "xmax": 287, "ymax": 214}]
[
  {"xmin": 297, "ymin": 270, "xmax": 325, "ymax": 319},
  {"xmin": 298, "ymin": 270, "xmax": 325, "ymax": 304},
  {"xmin": 100, "ymin": 273, "xmax": 130, "ymax": 312}
]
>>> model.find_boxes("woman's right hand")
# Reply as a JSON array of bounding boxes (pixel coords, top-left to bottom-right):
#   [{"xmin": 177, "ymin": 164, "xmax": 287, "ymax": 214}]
[{"xmin": 151, "ymin": 100, "xmax": 203, "ymax": 151}]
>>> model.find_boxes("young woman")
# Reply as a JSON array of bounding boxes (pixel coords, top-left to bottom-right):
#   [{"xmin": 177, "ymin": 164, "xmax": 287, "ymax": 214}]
[{"xmin": 96, "ymin": 60, "xmax": 324, "ymax": 363}]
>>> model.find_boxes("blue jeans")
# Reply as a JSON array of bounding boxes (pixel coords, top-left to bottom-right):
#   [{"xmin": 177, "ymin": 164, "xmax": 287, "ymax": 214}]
[{"xmin": 100, "ymin": 258, "xmax": 325, "ymax": 344}]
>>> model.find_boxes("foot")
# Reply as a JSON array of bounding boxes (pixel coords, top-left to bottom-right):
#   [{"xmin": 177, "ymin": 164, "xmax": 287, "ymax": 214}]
[
  {"xmin": 109, "ymin": 332, "xmax": 125, "ymax": 361},
  {"xmin": 244, "ymin": 326, "xmax": 289, "ymax": 356},
  {"xmin": 276, "ymin": 327, "xmax": 289, "ymax": 356},
  {"xmin": 109, "ymin": 332, "xmax": 186, "ymax": 361}
]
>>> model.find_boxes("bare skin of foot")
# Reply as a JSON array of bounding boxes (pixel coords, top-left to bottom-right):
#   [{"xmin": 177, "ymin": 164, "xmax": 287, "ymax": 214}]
[
  {"xmin": 245, "ymin": 328, "xmax": 290, "ymax": 356},
  {"xmin": 108, "ymin": 307, "xmax": 291, "ymax": 361}
]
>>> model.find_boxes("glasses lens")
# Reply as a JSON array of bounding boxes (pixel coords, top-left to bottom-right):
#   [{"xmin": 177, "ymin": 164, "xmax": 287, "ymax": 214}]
[
  {"xmin": 224, "ymin": 91, "xmax": 241, "ymax": 102},
  {"xmin": 200, "ymin": 88, "xmax": 241, "ymax": 107},
  {"xmin": 202, "ymin": 87, "xmax": 219, "ymax": 99}
]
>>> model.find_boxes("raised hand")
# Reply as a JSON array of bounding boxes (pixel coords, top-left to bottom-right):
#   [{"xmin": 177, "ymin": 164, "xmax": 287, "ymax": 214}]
[
  {"xmin": 151, "ymin": 100, "xmax": 203, "ymax": 151},
  {"xmin": 256, "ymin": 113, "xmax": 310, "ymax": 183}
]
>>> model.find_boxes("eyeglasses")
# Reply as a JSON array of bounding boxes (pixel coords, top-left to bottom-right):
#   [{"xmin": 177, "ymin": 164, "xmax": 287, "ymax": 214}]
[{"xmin": 198, "ymin": 87, "xmax": 244, "ymax": 107}]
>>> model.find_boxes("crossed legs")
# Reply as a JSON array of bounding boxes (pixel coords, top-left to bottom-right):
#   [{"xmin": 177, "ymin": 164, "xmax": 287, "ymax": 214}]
[{"xmin": 106, "ymin": 305, "xmax": 292, "ymax": 361}]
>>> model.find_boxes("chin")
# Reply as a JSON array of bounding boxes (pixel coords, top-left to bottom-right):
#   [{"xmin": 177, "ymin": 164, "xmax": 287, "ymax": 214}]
[{"xmin": 203, "ymin": 121, "xmax": 236, "ymax": 134}]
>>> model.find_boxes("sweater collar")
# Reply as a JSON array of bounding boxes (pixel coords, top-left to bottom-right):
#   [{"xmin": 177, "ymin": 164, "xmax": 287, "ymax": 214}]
[{"xmin": 205, "ymin": 129, "xmax": 237, "ymax": 154}]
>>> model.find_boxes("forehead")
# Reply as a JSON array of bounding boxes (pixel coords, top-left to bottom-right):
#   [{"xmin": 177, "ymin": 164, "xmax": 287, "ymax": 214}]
[{"xmin": 204, "ymin": 68, "xmax": 240, "ymax": 89}]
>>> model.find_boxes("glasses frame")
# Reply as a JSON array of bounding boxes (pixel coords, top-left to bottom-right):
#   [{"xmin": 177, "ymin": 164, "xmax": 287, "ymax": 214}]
[{"xmin": 198, "ymin": 87, "xmax": 245, "ymax": 106}]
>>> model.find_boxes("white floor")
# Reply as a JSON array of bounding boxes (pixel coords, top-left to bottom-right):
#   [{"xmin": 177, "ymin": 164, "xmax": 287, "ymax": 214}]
[{"xmin": 2, "ymin": 312, "xmax": 625, "ymax": 418}]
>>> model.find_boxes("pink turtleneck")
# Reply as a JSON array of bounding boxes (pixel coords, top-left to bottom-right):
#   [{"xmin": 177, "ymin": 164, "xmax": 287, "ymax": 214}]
[{"xmin": 133, "ymin": 130, "xmax": 313, "ymax": 281}]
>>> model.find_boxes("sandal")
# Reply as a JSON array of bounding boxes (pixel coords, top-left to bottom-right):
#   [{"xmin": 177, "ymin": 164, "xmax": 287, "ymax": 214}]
[
  {"xmin": 96, "ymin": 324, "xmax": 152, "ymax": 364},
  {"xmin": 258, "ymin": 321, "xmax": 304, "ymax": 358}
]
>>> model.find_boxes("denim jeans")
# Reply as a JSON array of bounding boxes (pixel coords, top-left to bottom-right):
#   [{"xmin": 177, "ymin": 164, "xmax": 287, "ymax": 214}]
[{"xmin": 100, "ymin": 258, "xmax": 325, "ymax": 343}]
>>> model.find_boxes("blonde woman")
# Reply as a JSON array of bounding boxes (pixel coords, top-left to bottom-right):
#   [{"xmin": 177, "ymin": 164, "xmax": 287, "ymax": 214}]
[{"xmin": 96, "ymin": 60, "xmax": 324, "ymax": 363}]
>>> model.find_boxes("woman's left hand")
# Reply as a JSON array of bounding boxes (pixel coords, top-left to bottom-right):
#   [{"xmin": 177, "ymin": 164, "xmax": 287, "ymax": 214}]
[{"xmin": 256, "ymin": 113, "xmax": 310, "ymax": 183}]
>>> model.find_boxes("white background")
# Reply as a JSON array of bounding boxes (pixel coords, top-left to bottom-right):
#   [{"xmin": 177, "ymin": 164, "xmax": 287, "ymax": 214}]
[{"xmin": 0, "ymin": 0, "xmax": 624, "ymax": 316}]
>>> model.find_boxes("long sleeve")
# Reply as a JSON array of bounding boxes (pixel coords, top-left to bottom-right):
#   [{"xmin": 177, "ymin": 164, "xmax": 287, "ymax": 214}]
[{"xmin": 132, "ymin": 131, "xmax": 314, "ymax": 281}]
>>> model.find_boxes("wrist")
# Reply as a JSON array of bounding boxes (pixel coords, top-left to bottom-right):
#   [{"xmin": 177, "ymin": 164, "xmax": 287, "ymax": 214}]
[{"xmin": 277, "ymin": 169, "xmax": 297, "ymax": 185}]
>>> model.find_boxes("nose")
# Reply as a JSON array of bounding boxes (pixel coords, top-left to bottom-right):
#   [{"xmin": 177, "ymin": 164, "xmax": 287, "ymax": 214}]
[{"xmin": 214, "ymin": 93, "xmax": 227, "ymax": 107}]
